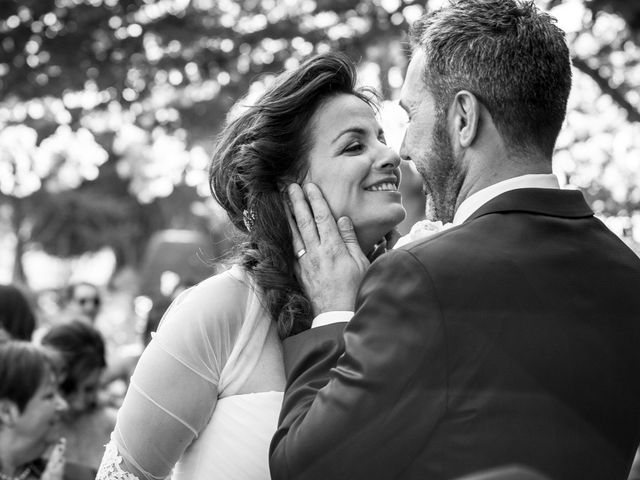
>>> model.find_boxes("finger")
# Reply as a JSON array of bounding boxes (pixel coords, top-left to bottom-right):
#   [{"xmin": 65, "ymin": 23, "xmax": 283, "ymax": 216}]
[
  {"xmin": 367, "ymin": 239, "xmax": 387, "ymax": 262},
  {"xmin": 283, "ymin": 200, "xmax": 305, "ymax": 255},
  {"xmin": 337, "ymin": 216, "xmax": 358, "ymax": 246},
  {"xmin": 292, "ymin": 261, "xmax": 303, "ymax": 287},
  {"xmin": 303, "ymin": 183, "xmax": 342, "ymax": 246},
  {"xmin": 337, "ymin": 216, "xmax": 367, "ymax": 265},
  {"xmin": 288, "ymin": 183, "xmax": 320, "ymax": 247},
  {"xmin": 385, "ymin": 228, "xmax": 402, "ymax": 249}
]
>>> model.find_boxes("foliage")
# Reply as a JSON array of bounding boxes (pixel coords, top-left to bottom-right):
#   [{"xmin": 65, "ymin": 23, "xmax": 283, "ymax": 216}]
[
  {"xmin": 1, "ymin": 0, "xmax": 639, "ymax": 283},
  {"xmin": 0, "ymin": 0, "xmax": 424, "ymax": 283},
  {"xmin": 542, "ymin": 0, "xmax": 640, "ymax": 221}
]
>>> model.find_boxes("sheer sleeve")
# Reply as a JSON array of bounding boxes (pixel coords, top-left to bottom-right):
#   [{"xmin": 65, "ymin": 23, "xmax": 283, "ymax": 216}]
[{"xmin": 98, "ymin": 269, "xmax": 251, "ymax": 480}]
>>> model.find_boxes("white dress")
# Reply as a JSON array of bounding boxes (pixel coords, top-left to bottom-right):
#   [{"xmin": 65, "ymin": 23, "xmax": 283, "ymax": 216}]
[{"xmin": 96, "ymin": 266, "xmax": 285, "ymax": 480}]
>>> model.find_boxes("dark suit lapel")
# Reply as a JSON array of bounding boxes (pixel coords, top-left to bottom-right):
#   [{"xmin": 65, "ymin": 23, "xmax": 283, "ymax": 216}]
[{"xmin": 464, "ymin": 188, "xmax": 594, "ymax": 223}]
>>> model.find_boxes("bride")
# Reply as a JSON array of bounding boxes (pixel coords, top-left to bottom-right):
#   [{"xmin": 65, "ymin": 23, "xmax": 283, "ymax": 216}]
[{"xmin": 96, "ymin": 52, "xmax": 406, "ymax": 480}]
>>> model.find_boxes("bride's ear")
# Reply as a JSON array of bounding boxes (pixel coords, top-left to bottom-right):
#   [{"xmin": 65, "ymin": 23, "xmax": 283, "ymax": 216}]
[{"xmin": 0, "ymin": 399, "xmax": 19, "ymax": 429}]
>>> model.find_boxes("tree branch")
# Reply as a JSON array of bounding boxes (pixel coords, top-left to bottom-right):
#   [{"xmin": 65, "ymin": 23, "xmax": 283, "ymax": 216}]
[{"xmin": 572, "ymin": 55, "xmax": 640, "ymax": 123}]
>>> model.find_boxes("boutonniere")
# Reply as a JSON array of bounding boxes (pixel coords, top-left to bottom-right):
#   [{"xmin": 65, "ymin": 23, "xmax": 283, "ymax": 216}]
[{"xmin": 393, "ymin": 220, "xmax": 452, "ymax": 249}]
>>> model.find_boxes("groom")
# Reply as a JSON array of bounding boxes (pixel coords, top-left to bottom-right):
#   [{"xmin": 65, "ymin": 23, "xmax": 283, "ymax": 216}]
[{"xmin": 270, "ymin": 1, "xmax": 640, "ymax": 479}]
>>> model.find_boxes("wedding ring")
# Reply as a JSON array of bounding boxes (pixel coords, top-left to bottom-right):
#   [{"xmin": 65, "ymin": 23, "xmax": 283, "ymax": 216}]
[{"xmin": 296, "ymin": 248, "xmax": 307, "ymax": 259}]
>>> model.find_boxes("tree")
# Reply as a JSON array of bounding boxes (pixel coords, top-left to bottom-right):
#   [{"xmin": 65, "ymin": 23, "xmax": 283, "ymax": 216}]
[
  {"xmin": 1, "ymin": 0, "xmax": 639, "ymax": 285},
  {"xmin": 539, "ymin": 0, "xmax": 640, "ymax": 229},
  {"xmin": 0, "ymin": 0, "xmax": 423, "ymax": 284}
]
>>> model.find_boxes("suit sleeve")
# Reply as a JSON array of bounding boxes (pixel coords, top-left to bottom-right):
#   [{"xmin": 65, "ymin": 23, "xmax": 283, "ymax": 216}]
[{"xmin": 270, "ymin": 249, "xmax": 448, "ymax": 480}]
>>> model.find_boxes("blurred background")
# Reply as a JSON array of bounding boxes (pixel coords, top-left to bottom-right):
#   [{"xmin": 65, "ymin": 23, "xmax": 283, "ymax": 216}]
[{"xmin": 1, "ymin": 0, "xmax": 639, "ymax": 348}]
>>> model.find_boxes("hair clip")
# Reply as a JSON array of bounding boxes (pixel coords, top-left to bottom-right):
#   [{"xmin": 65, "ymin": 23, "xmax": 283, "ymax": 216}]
[{"xmin": 243, "ymin": 209, "xmax": 256, "ymax": 231}]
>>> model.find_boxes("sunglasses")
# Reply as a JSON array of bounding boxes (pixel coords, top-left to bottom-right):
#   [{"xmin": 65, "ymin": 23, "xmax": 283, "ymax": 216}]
[{"xmin": 77, "ymin": 297, "xmax": 101, "ymax": 307}]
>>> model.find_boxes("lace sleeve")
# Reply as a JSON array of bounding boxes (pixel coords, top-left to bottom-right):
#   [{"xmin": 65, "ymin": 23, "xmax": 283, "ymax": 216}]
[{"xmin": 96, "ymin": 442, "xmax": 143, "ymax": 480}]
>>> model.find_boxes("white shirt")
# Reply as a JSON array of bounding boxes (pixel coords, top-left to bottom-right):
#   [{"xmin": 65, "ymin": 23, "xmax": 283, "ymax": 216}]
[{"xmin": 312, "ymin": 173, "xmax": 560, "ymax": 328}]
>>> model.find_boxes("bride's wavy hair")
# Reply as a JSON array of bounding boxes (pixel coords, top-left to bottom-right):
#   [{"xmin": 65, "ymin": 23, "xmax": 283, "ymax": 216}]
[{"xmin": 209, "ymin": 52, "xmax": 376, "ymax": 339}]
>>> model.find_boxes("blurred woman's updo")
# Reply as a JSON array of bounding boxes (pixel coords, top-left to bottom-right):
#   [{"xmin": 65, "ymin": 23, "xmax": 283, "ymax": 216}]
[
  {"xmin": 209, "ymin": 52, "xmax": 375, "ymax": 339},
  {"xmin": 40, "ymin": 320, "xmax": 106, "ymax": 403}
]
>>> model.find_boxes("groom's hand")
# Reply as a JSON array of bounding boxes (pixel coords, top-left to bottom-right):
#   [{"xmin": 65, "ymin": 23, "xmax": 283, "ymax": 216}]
[{"xmin": 286, "ymin": 183, "xmax": 369, "ymax": 316}]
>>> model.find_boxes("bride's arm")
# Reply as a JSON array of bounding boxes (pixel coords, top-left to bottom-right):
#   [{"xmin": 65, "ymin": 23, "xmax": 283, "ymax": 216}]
[
  {"xmin": 97, "ymin": 275, "xmax": 243, "ymax": 480},
  {"xmin": 98, "ymin": 340, "xmax": 219, "ymax": 480}
]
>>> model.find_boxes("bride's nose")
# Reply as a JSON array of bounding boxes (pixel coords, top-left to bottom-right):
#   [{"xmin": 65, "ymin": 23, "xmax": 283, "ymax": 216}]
[{"xmin": 374, "ymin": 144, "xmax": 401, "ymax": 171}]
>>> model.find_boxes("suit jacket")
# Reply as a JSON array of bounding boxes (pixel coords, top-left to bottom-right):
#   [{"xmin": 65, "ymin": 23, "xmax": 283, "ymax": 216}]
[{"xmin": 270, "ymin": 188, "xmax": 640, "ymax": 480}]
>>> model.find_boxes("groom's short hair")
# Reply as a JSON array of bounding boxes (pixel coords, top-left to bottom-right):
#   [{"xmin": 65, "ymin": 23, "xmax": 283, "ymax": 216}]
[{"xmin": 410, "ymin": 0, "xmax": 572, "ymax": 157}]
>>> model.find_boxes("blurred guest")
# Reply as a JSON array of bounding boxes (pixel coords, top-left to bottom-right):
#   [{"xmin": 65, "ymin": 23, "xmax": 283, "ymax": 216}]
[
  {"xmin": 141, "ymin": 296, "xmax": 172, "ymax": 347},
  {"xmin": 64, "ymin": 282, "xmax": 101, "ymax": 324},
  {"xmin": 0, "ymin": 284, "xmax": 37, "ymax": 341},
  {"xmin": 101, "ymin": 295, "xmax": 171, "ymax": 385},
  {"xmin": 40, "ymin": 321, "xmax": 116, "ymax": 471},
  {"xmin": 99, "ymin": 296, "xmax": 173, "ymax": 408},
  {"xmin": 0, "ymin": 340, "xmax": 93, "ymax": 480}
]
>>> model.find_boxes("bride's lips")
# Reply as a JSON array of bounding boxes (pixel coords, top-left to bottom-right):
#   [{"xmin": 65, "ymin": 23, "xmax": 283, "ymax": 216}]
[{"xmin": 364, "ymin": 175, "xmax": 400, "ymax": 192}]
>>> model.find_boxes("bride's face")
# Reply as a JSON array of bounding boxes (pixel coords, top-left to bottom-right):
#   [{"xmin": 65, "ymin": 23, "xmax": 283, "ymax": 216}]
[{"xmin": 304, "ymin": 93, "xmax": 406, "ymax": 251}]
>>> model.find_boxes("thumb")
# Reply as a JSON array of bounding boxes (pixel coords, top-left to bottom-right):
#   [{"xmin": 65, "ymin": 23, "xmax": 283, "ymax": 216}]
[
  {"xmin": 337, "ymin": 216, "xmax": 366, "ymax": 261},
  {"xmin": 337, "ymin": 216, "xmax": 358, "ymax": 246}
]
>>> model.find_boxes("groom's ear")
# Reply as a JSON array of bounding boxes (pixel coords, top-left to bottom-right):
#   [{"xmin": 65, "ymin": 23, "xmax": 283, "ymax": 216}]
[{"xmin": 452, "ymin": 90, "xmax": 480, "ymax": 149}]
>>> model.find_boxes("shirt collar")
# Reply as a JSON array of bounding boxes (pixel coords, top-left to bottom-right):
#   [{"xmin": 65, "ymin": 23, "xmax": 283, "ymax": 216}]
[{"xmin": 452, "ymin": 173, "xmax": 560, "ymax": 226}]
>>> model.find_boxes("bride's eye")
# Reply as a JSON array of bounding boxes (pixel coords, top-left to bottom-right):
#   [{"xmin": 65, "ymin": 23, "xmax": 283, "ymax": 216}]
[
  {"xmin": 378, "ymin": 133, "xmax": 387, "ymax": 145},
  {"xmin": 343, "ymin": 141, "xmax": 363, "ymax": 153}
]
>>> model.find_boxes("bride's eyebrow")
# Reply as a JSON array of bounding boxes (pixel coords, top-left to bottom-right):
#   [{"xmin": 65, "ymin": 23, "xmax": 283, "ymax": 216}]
[{"xmin": 331, "ymin": 127, "xmax": 367, "ymax": 145}]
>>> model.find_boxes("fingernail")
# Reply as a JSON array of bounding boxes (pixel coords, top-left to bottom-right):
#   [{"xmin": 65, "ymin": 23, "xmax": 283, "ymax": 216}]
[{"xmin": 338, "ymin": 216, "xmax": 352, "ymax": 229}]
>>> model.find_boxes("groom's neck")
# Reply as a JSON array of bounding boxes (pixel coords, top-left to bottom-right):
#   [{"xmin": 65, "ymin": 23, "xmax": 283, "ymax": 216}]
[{"xmin": 455, "ymin": 149, "xmax": 552, "ymax": 212}]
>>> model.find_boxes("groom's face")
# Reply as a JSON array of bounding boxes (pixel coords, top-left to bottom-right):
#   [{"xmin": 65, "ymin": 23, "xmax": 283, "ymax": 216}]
[{"xmin": 399, "ymin": 50, "xmax": 460, "ymax": 223}]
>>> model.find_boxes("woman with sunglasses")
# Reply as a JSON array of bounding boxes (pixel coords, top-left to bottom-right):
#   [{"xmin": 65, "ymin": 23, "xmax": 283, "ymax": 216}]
[{"xmin": 64, "ymin": 283, "xmax": 101, "ymax": 325}]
